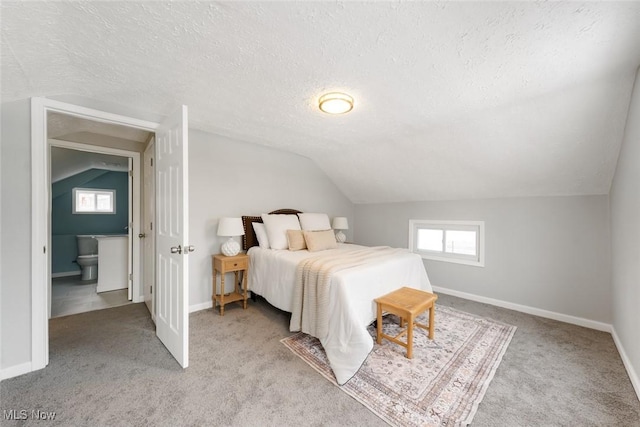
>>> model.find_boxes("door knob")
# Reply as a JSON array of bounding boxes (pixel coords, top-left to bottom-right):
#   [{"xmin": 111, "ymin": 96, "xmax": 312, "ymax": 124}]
[
  {"xmin": 185, "ymin": 245, "xmax": 195, "ymax": 253},
  {"xmin": 170, "ymin": 245, "xmax": 182, "ymax": 254},
  {"xmin": 138, "ymin": 233, "xmax": 146, "ymax": 238}
]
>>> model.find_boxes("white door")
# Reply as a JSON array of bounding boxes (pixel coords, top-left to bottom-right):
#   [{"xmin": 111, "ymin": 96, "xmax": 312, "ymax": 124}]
[
  {"xmin": 155, "ymin": 106, "xmax": 190, "ymax": 368},
  {"xmin": 143, "ymin": 139, "xmax": 156, "ymax": 320}
]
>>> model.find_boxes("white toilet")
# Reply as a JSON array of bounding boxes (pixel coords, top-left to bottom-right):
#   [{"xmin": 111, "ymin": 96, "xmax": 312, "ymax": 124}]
[{"xmin": 76, "ymin": 235, "xmax": 99, "ymax": 281}]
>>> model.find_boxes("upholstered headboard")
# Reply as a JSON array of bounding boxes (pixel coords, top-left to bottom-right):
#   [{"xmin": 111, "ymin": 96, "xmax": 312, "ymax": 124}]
[{"xmin": 242, "ymin": 209, "xmax": 302, "ymax": 251}]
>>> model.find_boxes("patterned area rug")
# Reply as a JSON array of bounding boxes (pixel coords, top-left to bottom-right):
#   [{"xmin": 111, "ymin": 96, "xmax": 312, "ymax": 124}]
[{"xmin": 281, "ymin": 305, "xmax": 516, "ymax": 427}]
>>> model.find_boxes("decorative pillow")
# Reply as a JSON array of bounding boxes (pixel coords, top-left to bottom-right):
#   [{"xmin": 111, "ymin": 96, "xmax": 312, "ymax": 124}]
[
  {"xmin": 297, "ymin": 212, "xmax": 331, "ymax": 231},
  {"xmin": 286, "ymin": 229, "xmax": 307, "ymax": 251},
  {"xmin": 303, "ymin": 229, "xmax": 338, "ymax": 252},
  {"xmin": 252, "ymin": 222, "xmax": 270, "ymax": 249},
  {"xmin": 261, "ymin": 214, "xmax": 301, "ymax": 250}
]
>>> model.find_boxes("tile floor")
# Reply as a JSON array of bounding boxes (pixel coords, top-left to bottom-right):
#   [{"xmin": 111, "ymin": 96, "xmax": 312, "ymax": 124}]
[{"xmin": 51, "ymin": 275, "xmax": 131, "ymax": 318}]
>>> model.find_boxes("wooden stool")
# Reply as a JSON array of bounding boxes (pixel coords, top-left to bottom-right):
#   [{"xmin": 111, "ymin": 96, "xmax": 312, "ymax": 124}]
[{"xmin": 374, "ymin": 287, "xmax": 437, "ymax": 359}]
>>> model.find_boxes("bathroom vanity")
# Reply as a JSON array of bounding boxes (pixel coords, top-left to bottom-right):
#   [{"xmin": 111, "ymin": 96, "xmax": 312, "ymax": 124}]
[{"xmin": 96, "ymin": 235, "xmax": 128, "ymax": 293}]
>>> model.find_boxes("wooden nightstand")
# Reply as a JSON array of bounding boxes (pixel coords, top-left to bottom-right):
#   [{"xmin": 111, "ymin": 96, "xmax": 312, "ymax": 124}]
[{"xmin": 212, "ymin": 253, "xmax": 249, "ymax": 315}]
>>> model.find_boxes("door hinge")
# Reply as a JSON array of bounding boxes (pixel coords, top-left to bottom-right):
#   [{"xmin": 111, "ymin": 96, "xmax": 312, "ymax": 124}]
[
  {"xmin": 129, "ymin": 170, "xmax": 133, "ymax": 177},
  {"xmin": 129, "ymin": 273, "xmax": 133, "ymax": 281},
  {"xmin": 43, "ymin": 246, "xmax": 46, "ymax": 254},
  {"xmin": 150, "ymin": 222, "xmax": 153, "ymax": 230},
  {"xmin": 150, "ymin": 158, "xmax": 153, "ymax": 167},
  {"xmin": 150, "ymin": 285, "xmax": 153, "ymax": 294}
]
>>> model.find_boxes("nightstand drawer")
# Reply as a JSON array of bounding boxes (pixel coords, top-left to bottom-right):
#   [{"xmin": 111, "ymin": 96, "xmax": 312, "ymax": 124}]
[
  {"xmin": 214, "ymin": 255, "xmax": 248, "ymax": 273},
  {"xmin": 221, "ymin": 257, "xmax": 248, "ymax": 271}
]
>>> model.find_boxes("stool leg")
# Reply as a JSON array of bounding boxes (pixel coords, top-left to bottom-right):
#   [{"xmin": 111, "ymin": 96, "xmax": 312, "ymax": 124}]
[
  {"xmin": 376, "ymin": 303, "xmax": 383, "ymax": 345},
  {"xmin": 428, "ymin": 304, "xmax": 435, "ymax": 340},
  {"xmin": 407, "ymin": 314, "xmax": 414, "ymax": 359}
]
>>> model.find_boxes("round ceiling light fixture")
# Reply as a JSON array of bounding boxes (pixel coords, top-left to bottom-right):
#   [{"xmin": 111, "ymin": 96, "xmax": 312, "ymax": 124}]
[{"xmin": 318, "ymin": 92, "xmax": 354, "ymax": 114}]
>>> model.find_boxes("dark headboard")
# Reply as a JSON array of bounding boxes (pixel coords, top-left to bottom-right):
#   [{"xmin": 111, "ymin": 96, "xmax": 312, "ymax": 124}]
[{"xmin": 242, "ymin": 209, "xmax": 302, "ymax": 251}]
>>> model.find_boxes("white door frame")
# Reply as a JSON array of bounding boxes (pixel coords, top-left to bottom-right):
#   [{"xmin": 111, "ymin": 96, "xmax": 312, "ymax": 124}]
[
  {"xmin": 31, "ymin": 97, "xmax": 158, "ymax": 371},
  {"xmin": 49, "ymin": 139, "xmax": 142, "ymax": 305},
  {"xmin": 143, "ymin": 138, "xmax": 156, "ymax": 321}
]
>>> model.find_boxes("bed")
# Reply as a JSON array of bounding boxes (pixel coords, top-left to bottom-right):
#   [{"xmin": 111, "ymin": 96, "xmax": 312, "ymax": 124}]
[{"xmin": 242, "ymin": 209, "xmax": 433, "ymax": 385}]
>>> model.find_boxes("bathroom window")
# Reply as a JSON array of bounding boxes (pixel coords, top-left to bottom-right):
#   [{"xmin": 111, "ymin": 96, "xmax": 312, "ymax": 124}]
[{"xmin": 72, "ymin": 188, "xmax": 116, "ymax": 214}]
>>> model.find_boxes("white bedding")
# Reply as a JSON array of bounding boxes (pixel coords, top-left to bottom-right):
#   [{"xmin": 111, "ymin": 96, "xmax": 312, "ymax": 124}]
[{"xmin": 247, "ymin": 243, "xmax": 432, "ymax": 384}]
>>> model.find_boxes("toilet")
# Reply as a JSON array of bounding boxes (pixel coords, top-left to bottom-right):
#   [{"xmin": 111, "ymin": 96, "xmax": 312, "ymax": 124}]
[{"xmin": 76, "ymin": 235, "xmax": 99, "ymax": 281}]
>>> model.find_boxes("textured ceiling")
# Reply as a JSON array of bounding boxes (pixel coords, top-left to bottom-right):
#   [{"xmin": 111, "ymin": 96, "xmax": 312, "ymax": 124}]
[
  {"xmin": 3, "ymin": 1, "xmax": 640, "ymax": 203},
  {"xmin": 48, "ymin": 112, "xmax": 150, "ymax": 143},
  {"xmin": 50, "ymin": 146, "xmax": 129, "ymax": 183}
]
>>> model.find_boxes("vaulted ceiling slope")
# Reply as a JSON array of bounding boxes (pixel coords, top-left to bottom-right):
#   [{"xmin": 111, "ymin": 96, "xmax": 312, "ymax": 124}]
[{"xmin": 3, "ymin": 2, "xmax": 640, "ymax": 203}]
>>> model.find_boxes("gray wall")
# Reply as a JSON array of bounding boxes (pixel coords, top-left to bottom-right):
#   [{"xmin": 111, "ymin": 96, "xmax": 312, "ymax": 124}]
[
  {"xmin": 1, "ymin": 99, "xmax": 32, "ymax": 370},
  {"xmin": 610, "ymin": 67, "xmax": 640, "ymax": 390},
  {"xmin": 354, "ymin": 195, "xmax": 611, "ymax": 323},
  {"xmin": 188, "ymin": 129, "xmax": 354, "ymax": 305}
]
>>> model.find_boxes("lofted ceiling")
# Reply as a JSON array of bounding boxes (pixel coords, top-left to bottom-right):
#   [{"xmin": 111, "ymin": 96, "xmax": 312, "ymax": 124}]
[
  {"xmin": 50, "ymin": 146, "xmax": 129, "ymax": 184},
  {"xmin": 3, "ymin": 1, "xmax": 640, "ymax": 203},
  {"xmin": 47, "ymin": 112, "xmax": 150, "ymax": 182}
]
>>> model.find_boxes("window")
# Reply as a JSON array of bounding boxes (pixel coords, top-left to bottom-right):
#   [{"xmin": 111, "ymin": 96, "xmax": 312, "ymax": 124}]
[
  {"xmin": 72, "ymin": 188, "xmax": 116, "ymax": 214},
  {"xmin": 409, "ymin": 220, "xmax": 484, "ymax": 267}
]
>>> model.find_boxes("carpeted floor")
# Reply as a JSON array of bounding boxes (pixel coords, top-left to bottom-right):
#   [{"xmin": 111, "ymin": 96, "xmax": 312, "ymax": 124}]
[{"xmin": 1, "ymin": 294, "xmax": 639, "ymax": 426}]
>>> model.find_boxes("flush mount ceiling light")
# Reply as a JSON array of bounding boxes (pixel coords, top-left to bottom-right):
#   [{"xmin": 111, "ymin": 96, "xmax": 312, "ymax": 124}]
[{"xmin": 318, "ymin": 92, "xmax": 354, "ymax": 114}]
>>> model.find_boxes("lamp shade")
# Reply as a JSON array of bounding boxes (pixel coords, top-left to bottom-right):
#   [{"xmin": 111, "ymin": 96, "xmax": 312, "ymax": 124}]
[
  {"xmin": 332, "ymin": 217, "xmax": 349, "ymax": 230},
  {"xmin": 217, "ymin": 217, "xmax": 245, "ymax": 237}
]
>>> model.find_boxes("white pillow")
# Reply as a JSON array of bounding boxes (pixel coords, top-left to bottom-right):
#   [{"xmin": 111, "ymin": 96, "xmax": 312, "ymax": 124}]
[
  {"xmin": 261, "ymin": 214, "xmax": 301, "ymax": 250},
  {"xmin": 252, "ymin": 222, "xmax": 270, "ymax": 249},
  {"xmin": 297, "ymin": 212, "xmax": 331, "ymax": 231}
]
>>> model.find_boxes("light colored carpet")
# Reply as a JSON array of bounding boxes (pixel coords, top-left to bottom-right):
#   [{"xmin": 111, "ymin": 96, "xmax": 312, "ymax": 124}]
[
  {"xmin": 1, "ymin": 294, "xmax": 638, "ymax": 426},
  {"xmin": 282, "ymin": 306, "xmax": 516, "ymax": 426}
]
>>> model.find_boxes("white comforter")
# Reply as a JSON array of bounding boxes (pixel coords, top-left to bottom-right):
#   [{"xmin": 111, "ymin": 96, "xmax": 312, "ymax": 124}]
[{"xmin": 248, "ymin": 243, "xmax": 432, "ymax": 385}]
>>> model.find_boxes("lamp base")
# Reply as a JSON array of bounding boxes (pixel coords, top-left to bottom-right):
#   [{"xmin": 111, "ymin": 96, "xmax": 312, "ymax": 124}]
[
  {"xmin": 335, "ymin": 230, "xmax": 346, "ymax": 243},
  {"xmin": 221, "ymin": 238, "xmax": 240, "ymax": 256}
]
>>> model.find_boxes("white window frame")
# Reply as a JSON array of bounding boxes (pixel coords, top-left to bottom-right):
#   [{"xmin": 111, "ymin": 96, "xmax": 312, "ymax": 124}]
[
  {"xmin": 72, "ymin": 187, "xmax": 116, "ymax": 214},
  {"xmin": 409, "ymin": 219, "xmax": 485, "ymax": 267}
]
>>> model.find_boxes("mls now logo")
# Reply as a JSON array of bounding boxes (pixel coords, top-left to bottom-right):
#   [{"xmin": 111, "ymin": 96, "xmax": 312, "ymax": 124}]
[{"xmin": 2, "ymin": 409, "xmax": 56, "ymax": 421}]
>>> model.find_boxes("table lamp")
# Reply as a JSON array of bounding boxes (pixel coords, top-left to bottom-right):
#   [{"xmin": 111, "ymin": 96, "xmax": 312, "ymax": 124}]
[
  {"xmin": 217, "ymin": 217, "xmax": 245, "ymax": 256},
  {"xmin": 332, "ymin": 217, "xmax": 349, "ymax": 243}
]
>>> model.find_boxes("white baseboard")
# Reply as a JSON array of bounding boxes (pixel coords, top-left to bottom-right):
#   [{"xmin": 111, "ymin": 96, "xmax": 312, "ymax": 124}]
[
  {"xmin": 0, "ymin": 362, "xmax": 33, "ymax": 381},
  {"xmin": 189, "ymin": 300, "xmax": 213, "ymax": 313},
  {"xmin": 432, "ymin": 285, "xmax": 612, "ymax": 332},
  {"xmin": 51, "ymin": 271, "xmax": 80, "ymax": 278},
  {"xmin": 611, "ymin": 328, "xmax": 640, "ymax": 402}
]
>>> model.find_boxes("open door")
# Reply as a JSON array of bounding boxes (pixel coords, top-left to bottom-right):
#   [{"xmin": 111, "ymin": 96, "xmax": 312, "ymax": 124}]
[{"xmin": 155, "ymin": 105, "xmax": 190, "ymax": 368}]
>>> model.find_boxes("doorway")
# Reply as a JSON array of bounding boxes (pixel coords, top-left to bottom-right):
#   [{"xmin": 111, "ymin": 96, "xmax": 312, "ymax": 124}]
[
  {"xmin": 49, "ymin": 142, "xmax": 139, "ymax": 318},
  {"xmin": 31, "ymin": 98, "xmax": 191, "ymax": 372}
]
